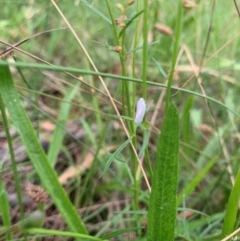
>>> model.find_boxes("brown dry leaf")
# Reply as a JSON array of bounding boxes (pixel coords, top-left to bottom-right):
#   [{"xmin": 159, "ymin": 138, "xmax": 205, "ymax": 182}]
[{"xmin": 58, "ymin": 145, "xmax": 117, "ymax": 184}]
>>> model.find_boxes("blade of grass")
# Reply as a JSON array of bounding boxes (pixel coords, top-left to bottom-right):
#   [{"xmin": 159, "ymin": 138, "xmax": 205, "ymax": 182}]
[
  {"xmin": 0, "ymin": 61, "xmax": 239, "ymax": 118},
  {"xmin": 100, "ymin": 137, "xmax": 133, "ymax": 178},
  {"xmin": 0, "ymin": 180, "xmax": 12, "ymax": 240},
  {"xmin": 147, "ymin": 104, "xmax": 179, "ymax": 241},
  {"xmin": 0, "ymin": 65, "xmax": 88, "ymax": 235},
  {"xmin": 181, "ymin": 96, "xmax": 194, "ymax": 162},
  {"xmin": 152, "ymin": 57, "xmax": 167, "ymax": 79},
  {"xmin": 127, "ymin": 41, "xmax": 159, "ymax": 55},
  {"xmin": 221, "ymin": 167, "xmax": 240, "ymax": 237},
  {"xmin": 26, "ymin": 228, "xmax": 107, "ymax": 241},
  {"xmin": 177, "ymin": 156, "xmax": 218, "ymax": 206},
  {"xmin": 165, "ymin": 0, "xmax": 183, "ymax": 111},
  {"xmin": 47, "ymin": 83, "xmax": 80, "ymax": 167},
  {"xmin": 81, "ymin": 0, "xmax": 111, "ymax": 24},
  {"xmin": 101, "ymin": 227, "xmax": 140, "ymax": 240}
]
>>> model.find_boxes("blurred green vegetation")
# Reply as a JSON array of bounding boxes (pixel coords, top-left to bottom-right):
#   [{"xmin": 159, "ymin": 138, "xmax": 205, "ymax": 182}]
[{"xmin": 1, "ymin": 0, "xmax": 240, "ymax": 240}]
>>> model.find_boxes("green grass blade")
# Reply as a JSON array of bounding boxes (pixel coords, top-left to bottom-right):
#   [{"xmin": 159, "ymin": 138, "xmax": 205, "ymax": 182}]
[
  {"xmin": 152, "ymin": 58, "xmax": 167, "ymax": 79},
  {"xmin": 1, "ymin": 61, "xmax": 237, "ymax": 118},
  {"xmin": 47, "ymin": 83, "xmax": 80, "ymax": 167},
  {"xmin": 127, "ymin": 41, "xmax": 159, "ymax": 55},
  {"xmin": 221, "ymin": 168, "xmax": 240, "ymax": 237},
  {"xmin": 0, "ymin": 61, "xmax": 239, "ymax": 118},
  {"xmin": 101, "ymin": 227, "xmax": 139, "ymax": 239},
  {"xmin": 0, "ymin": 65, "xmax": 88, "ymax": 234},
  {"xmin": 147, "ymin": 104, "xmax": 179, "ymax": 241},
  {"xmin": 26, "ymin": 228, "xmax": 107, "ymax": 240},
  {"xmin": 0, "ymin": 180, "xmax": 12, "ymax": 240},
  {"xmin": 81, "ymin": 0, "xmax": 111, "ymax": 24},
  {"xmin": 182, "ymin": 96, "xmax": 194, "ymax": 146},
  {"xmin": 165, "ymin": 0, "xmax": 183, "ymax": 111},
  {"xmin": 177, "ymin": 156, "xmax": 218, "ymax": 206},
  {"xmin": 100, "ymin": 137, "xmax": 132, "ymax": 178}
]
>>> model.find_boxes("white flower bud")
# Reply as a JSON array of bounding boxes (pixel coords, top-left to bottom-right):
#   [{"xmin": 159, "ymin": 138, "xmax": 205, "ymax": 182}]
[{"xmin": 135, "ymin": 98, "xmax": 146, "ymax": 124}]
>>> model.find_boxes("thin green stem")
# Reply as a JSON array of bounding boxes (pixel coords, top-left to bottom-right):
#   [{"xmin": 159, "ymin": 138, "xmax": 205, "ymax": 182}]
[
  {"xmin": 142, "ymin": 0, "xmax": 148, "ymax": 101},
  {"xmin": 142, "ymin": 3, "xmax": 153, "ymax": 206},
  {"xmin": 145, "ymin": 143, "xmax": 153, "ymax": 180},
  {"xmin": 199, "ymin": 0, "xmax": 216, "ymax": 68},
  {"xmin": 105, "ymin": 0, "xmax": 132, "ymax": 130},
  {"xmin": 131, "ymin": 0, "xmax": 140, "ymax": 102},
  {"xmin": 121, "ymin": 30, "xmax": 132, "ymax": 121},
  {"xmin": 165, "ymin": 0, "xmax": 183, "ymax": 111},
  {"xmin": 105, "ymin": 0, "xmax": 119, "ymax": 43},
  {"xmin": 132, "ymin": 135, "xmax": 138, "ymax": 207},
  {"xmin": 105, "ymin": 0, "xmax": 139, "ymax": 228}
]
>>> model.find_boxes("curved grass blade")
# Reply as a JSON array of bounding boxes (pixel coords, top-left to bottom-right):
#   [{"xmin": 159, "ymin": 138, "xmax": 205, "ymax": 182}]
[
  {"xmin": 127, "ymin": 41, "xmax": 159, "ymax": 55},
  {"xmin": 81, "ymin": 0, "xmax": 111, "ymax": 24},
  {"xmin": 26, "ymin": 228, "xmax": 107, "ymax": 241},
  {"xmin": 101, "ymin": 227, "xmax": 140, "ymax": 240},
  {"xmin": 0, "ymin": 65, "xmax": 88, "ymax": 234},
  {"xmin": 177, "ymin": 156, "xmax": 218, "ymax": 206},
  {"xmin": 100, "ymin": 136, "xmax": 133, "ymax": 178},
  {"xmin": 152, "ymin": 57, "xmax": 167, "ymax": 79},
  {"xmin": 147, "ymin": 104, "xmax": 179, "ymax": 241},
  {"xmin": 0, "ymin": 61, "xmax": 239, "ymax": 118},
  {"xmin": 0, "ymin": 180, "xmax": 12, "ymax": 240},
  {"xmin": 47, "ymin": 83, "xmax": 80, "ymax": 167},
  {"xmin": 221, "ymin": 168, "xmax": 240, "ymax": 238}
]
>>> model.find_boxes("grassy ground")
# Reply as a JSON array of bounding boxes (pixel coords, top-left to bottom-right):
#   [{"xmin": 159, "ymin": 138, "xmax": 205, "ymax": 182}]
[{"xmin": 0, "ymin": 0, "xmax": 240, "ymax": 240}]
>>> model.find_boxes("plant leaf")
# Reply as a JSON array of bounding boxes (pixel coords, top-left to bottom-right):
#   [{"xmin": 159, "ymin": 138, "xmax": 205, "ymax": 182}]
[
  {"xmin": 100, "ymin": 137, "xmax": 133, "ymax": 178},
  {"xmin": 221, "ymin": 167, "xmax": 240, "ymax": 237},
  {"xmin": 48, "ymin": 83, "xmax": 80, "ymax": 167},
  {"xmin": 0, "ymin": 65, "xmax": 88, "ymax": 234},
  {"xmin": 147, "ymin": 104, "xmax": 179, "ymax": 241}
]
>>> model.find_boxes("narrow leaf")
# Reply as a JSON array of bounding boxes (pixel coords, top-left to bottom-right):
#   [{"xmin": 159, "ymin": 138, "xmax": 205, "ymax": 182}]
[
  {"xmin": 147, "ymin": 104, "xmax": 179, "ymax": 241},
  {"xmin": 221, "ymin": 167, "xmax": 240, "ymax": 237},
  {"xmin": 152, "ymin": 58, "xmax": 167, "ymax": 79},
  {"xmin": 0, "ymin": 180, "xmax": 12, "ymax": 240},
  {"xmin": 0, "ymin": 65, "xmax": 88, "ymax": 234},
  {"xmin": 177, "ymin": 156, "xmax": 218, "ymax": 206},
  {"xmin": 100, "ymin": 137, "xmax": 132, "ymax": 178},
  {"xmin": 181, "ymin": 96, "xmax": 194, "ymax": 160},
  {"xmin": 81, "ymin": 0, "xmax": 111, "ymax": 24},
  {"xmin": 48, "ymin": 83, "xmax": 79, "ymax": 167}
]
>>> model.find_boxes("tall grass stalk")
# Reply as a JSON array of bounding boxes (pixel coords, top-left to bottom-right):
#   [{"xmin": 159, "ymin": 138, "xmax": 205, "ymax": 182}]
[
  {"xmin": 142, "ymin": 0, "xmax": 148, "ymax": 101},
  {"xmin": 104, "ymin": 0, "xmax": 140, "ymax": 214},
  {"xmin": 165, "ymin": 0, "xmax": 183, "ymax": 111}
]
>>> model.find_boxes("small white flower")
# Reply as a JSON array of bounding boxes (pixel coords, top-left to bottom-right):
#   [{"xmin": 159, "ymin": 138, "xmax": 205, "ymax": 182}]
[{"xmin": 135, "ymin": 98, "xmax": 146, "ymax": 124}]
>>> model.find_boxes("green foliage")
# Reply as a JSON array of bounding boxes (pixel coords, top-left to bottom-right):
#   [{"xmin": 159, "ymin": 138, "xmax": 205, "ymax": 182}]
[
  {"xmin": 221, "ymin": 168, "xmax": 240, "ymax": 238},
  {"xmin": 0, "ymin": 65, "xmax": 88, "ymax": 235},
  {"xmin": 147, "ymin": 104, "xmax": 179, "ymax": 241},
  {"xmin": 0, "ymin": 181, "xmax": 12, "ymax": 240},
  {"xmin": 0, "ymin": 0, "xmax": 240, "ymax": 240}
]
